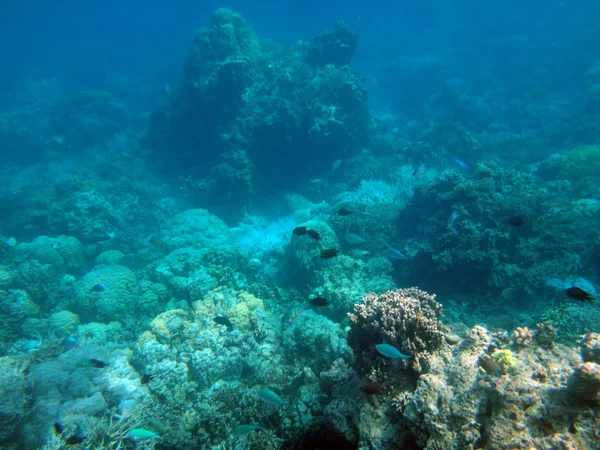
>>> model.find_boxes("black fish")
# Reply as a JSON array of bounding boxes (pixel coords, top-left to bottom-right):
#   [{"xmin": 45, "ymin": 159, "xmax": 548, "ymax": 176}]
[
  {"xmin": 565, "ymin": 286, "xmax": 595, "ymax": 303},
  {"xmin": 214, "ymin": 316, "xmax": 234, "ymax": 331},
  {"xmin": 507, "ymin": 216, "xmax": 524, "ymax": 227},
  {"xmin": 292, "ymin": 226, "xmax": 307, "ymax": 236},
  {"xmin": 65, "ymin": 435, "xmax": 85, "ymax": 445},
  {"xmin": 140, "ymin": 374, "xmax": 154, "ymax": 384},
  {"xmin": 309, "ymin": 297, "xmax": 330, "ymax": 307},
  {"xmin": 65, "ymin": 424, "xmax": 86, "ymax": 445},
  {"xmin": 90, "ymin": 283, "xmax": 106, "ymax": 292},
  {"xmin": 338, "ymin": 208, "xmax": 353, "ymax": 216},
  {"xmin": 320, "ymin": 249, "xmax": 339, "ymax": 259},
  {"xmin": 89, "ymin": 358, "xmax": 108, "ymax": 368},
  {"xmin": 306, "ymin": 229, "xmax": 321, "ymax": 241},
  {"xmin": 54, "ymin": 422, "xmax": 64, "ymax": 435}
]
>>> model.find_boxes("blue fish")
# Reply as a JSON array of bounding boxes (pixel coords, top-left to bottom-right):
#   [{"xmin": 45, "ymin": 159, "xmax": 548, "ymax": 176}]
[
  {"xmin": 384, "ymin": 247, "xmax": 408, "ymax": 260},
  {"xmin": 344, "ymin": 233, "xmax": 365, "ymax": 245},
  {"xmin": 59, "ymin": 337, "xmax": 77, "ymax": 349},
  {"xmin": 90, "ymin": 283, "xmax": 106, "ymax": 292},
  {"xmin": 376, "ymin": 343, "xmax": 412, "ymax": 359},
  {"xmin": 256, "ymin": 388, "xmax": 287, "ymax": 406},
  {"xmin": 451, "ymin": 157, "xmax": 470, "ymax": 170}
]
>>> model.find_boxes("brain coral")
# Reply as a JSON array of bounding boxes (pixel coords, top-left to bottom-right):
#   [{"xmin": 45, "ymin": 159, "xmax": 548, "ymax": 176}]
[
  {"xmin": 164, "ymin": 209, "xmax": 236, "ymax": 250},
  {"xmin": 348, "ymin": 288, "xmax": 445, "ymax": 373}
]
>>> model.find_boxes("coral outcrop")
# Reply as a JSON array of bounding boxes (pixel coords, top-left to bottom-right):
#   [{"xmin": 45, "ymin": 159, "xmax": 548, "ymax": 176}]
[{"xmin": 348, "ymin": 288, "xmax": 445, "ymax": 373}]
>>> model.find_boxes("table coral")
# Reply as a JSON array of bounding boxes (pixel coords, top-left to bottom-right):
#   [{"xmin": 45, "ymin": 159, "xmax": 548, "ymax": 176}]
[{"xmin": 348, "ymin": 288, "xmax": 445, "ymax": 373}]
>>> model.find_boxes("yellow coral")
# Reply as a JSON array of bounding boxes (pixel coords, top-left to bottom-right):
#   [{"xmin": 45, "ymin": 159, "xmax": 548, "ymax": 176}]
[
  {"xmin": 494, "ymin": 349, "xmax": 517, "ymax": 368},
  {"xmin": 227, "ymin": 302, "xmax": 253, "ymax": 331}
]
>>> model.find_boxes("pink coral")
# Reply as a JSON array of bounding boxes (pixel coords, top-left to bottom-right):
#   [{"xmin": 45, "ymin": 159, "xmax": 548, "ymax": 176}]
[{"xmin": 348, "ymin": 288, "xmax": 444, "ymax": 373}]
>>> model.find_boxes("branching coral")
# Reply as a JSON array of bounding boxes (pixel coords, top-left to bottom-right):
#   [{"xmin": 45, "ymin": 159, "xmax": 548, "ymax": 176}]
[
  {"xmin": 348, "ymin": 288, "xmax": 445, "ymax": 373},
  {"xmin": 512, "ymin": 326, "xmax": 534, "ymax": 347}
]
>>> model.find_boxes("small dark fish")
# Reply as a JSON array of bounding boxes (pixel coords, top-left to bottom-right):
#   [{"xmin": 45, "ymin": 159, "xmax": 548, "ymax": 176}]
[
  {"xmin": 306, "ymin": 229, "xmax": 321, "ymax": 241},
  {"xmin": 149, "ymin": 236, "xmax": 165, "ymax": 248},
  {"xmin": 565, "ymin": 286, "xmax": 595, "ymax": 303},
  {"xmin": 214, "ymin": 316, "xmax": 234, "ymax": 331},
  {"xmin": 90, "ymin": 283, "xmax": 105, "ymax": 292},
  {"xmin": 338, "ymin": 208, "xmax": 353, "ymax": 216},
  {"xmin": 361, "ymin": 380, "xmax": 383, "ymax": 395},
  {"xmin": 89, "ymin": 358, "xmax": 108, "ymax": 368},
  {"xmin": 478, "ymin": 356, "xmax": 503, "ymax": 376},
  {"xmin": 309, "ymin": 297, "xmax": 330, "ymax": 307},
  {"xmin": 140, "ymin": 374, "xmax": 154, "ymax": 384},
  {"xmin": 54, "ymin": 422, "xmax": 64, "ymax": 435},
  {"xmin": 292, "ymin": 226, "xmax": 307, "ymax": 236},
  {"xmin": 65, "ymin": 424, "xmax": 86, "ymax": 445},
  {"xmin": 65, "ymin": 435, "xmax": 85, "ymax": 445},
  {"xmin": 507, "ymin": 216, "xmax": 524, "ymax": 227},
  {"xmin": 320, "ymin": 249, "xmax": 339, "ymax": 259}
]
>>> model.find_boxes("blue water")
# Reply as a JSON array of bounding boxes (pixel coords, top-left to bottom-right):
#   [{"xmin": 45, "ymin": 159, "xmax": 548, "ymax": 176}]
[{"xmin": 1, "ymin": 1, "xmax": 599, "ymax": 449}]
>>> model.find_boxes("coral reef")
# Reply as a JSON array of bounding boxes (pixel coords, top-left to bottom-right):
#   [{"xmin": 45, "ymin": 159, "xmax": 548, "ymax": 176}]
[{"xmin": 348, "ymin": 288, "xmax": 445, "ymax": 373}]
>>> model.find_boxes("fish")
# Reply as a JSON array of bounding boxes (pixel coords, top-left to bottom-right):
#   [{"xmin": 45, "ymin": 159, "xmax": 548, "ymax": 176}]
[
  {"xmin": 292, "ymin": 226, "xmax": 308, "ymax": 236},
  {"xmin": 89, "ymin": 358, "xmax": 109, "ymax": 368},
  {"xmin": 149, "ymin": 236, "xmax": 166, "ymax": 248},
  {"xmin": 320, "ymin": 249, "xmax": 339, "ymax": 259},
  {"xmin": 344, "ymin": 233, "xmax": 365, "ymax": 245},
  {"xmin": 361, "ymin": 380, "xmax": 383, "ymax": 395},
  {"xmin": 448, "ymin": 211, "xmax": 461, "ymax": 228},
  {"xmin": 384, "ymin": 247, "xmax": 408, "ymax": 260},
  {"xmin": 306, "ymin": 229, "xmax": 321, "ymax": 241},
  {"xmin": 284, "ymin": 305, "xmax": 306, "ymax": 324},
  {"xmin": 451, "ymin": 156, "xmax": 470, "ymax": 170},
  {"xmin": 565, "ymin": 286, "xmax": 595, "ymax": 303},
  {"xmin": 375, "ymin": 343, "xmax": 412, "ymax": 359},
  {"xmin": 233, "ymin": 424, "xmax": 265, "ymax": 436},
  {"xmin": 507, "ymin": 216, "xmax": 524, "ymax": 227},
  {"xmin": 140, "ymin": 374, "xmax": 154, "ymax": 384},
  {"xmin": 59, "ymin": 337, "xmax": 77, "ymax": 349},
  {"xmin": 54, "ymin": 422, "xmax": 64, "ymax": 435},
  {"xmin": 214, "ymin": 316, "xmax": 234, "ymax": 331},
  {"xmin": 338, "ymin": 208, "xmax": 353, "ymax": 216},
  {"xmin": 478, "ymin": 356, "xmax": 504, "ymax": 376},
  {"xmin": 256, "ymin": 388, "xmax": 287, "ymax": 406},
  {"xmin": 90, "ymin": 283, "xmax": 106, "ymax": 292},
  {"xmin": 309, "ymin": 297, "xmax": 330, "ymax": 307},
  {"xmin": 65, "ymin": 424, "xmax": 86, "ymax": 445},
  {"xmin": 413, "ymin": 164, "xmax": 427, "ymax": 176},
  {"xmin": 125, "ymin": 428, "xmax": 160, "ymax": 442}
]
